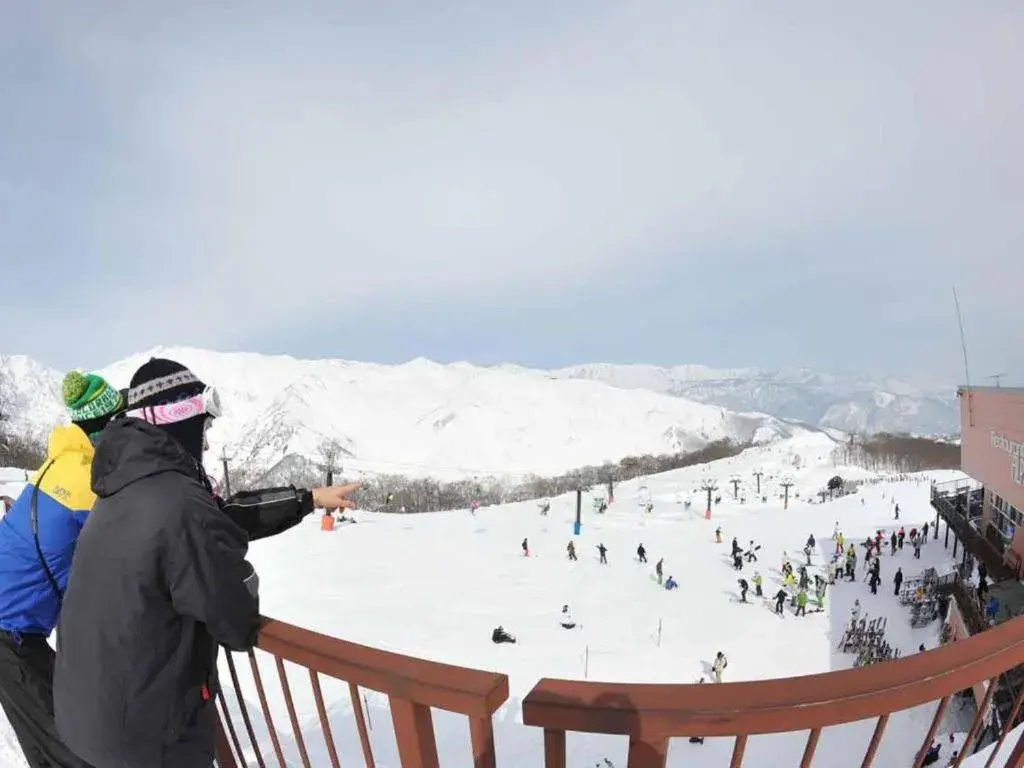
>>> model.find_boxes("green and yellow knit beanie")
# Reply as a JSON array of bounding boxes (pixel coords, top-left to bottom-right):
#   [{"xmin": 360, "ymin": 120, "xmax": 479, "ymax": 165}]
[{"xmin": 62, "ymin": 371, "xmax": 124, "ymax": 425}]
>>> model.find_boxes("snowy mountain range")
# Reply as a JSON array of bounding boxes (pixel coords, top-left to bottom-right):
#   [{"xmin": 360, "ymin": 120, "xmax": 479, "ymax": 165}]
[
  {"xmin": 545, "ymin": 363, "xmax": 960, "ymax": 437},
  {"xmin": 1, "ymin": 348, "xmax": 807, "ymax": 482}
]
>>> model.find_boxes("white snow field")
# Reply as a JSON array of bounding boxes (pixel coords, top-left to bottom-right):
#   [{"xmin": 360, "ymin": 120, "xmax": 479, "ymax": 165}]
[{"xmin": 0, "ymin": 437, "xmax": 985, "ymax": 767}]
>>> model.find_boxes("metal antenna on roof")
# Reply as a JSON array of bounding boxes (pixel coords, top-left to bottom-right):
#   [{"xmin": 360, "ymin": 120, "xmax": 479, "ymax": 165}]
[{"xmin": 953, "ymin": 286, "xmax": 975, "ymax": 427}]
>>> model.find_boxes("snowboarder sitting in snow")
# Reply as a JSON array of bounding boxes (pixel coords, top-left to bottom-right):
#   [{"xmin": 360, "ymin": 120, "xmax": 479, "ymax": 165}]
[
  {"xmin": 920, "ymin": 741, "xmax": 941, "ymax": 765},
  {"xmin": 688, "ymin": 678, "xmax": 707, "ymax": 744},
  {"xmin": 491, "ymin": 626, "xmax": 516, "ymax": 644},
  {"xmin": 665, "ymin": 576, "xmax": 678, "ymax": 590},
  {"xmin": 559, "ymin": 605, "xmax": 577, "ymax": 629}
]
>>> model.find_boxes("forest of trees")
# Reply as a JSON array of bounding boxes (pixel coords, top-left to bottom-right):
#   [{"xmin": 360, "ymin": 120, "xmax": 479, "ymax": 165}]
[
  {"xmin": 0, "ymin": 375, "xmax": 46, "ymax": 469},
  {"xmin": 229, "ymin": 438, "xmax": 756, "ymax": 513},
  {"xmin": 830, "ymin": 432, "xmax": 960, "ymax": 473}
]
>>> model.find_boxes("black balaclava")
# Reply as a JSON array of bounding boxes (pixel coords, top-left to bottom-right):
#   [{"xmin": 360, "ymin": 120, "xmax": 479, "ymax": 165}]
[{"xmin": 127, "ymin": 358, "xmax": 208, "ymax": 461}]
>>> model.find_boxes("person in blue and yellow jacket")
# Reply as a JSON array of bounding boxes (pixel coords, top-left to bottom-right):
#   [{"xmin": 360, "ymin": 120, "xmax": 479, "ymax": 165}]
[{"xmin": 0, "ymin": 370, "xmax": 125, "ymax": 768}]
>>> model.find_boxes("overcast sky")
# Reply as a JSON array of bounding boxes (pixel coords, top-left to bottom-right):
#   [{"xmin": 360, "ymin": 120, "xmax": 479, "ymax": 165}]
[{"xmin": 2, "ymin": 1, "xmax": 1021, "ymax": 383}]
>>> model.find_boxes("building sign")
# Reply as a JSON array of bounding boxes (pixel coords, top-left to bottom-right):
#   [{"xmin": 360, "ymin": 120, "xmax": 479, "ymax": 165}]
[{"xmin": 991, "ymin": 431, "xmax": 1024, "ymax": 485}]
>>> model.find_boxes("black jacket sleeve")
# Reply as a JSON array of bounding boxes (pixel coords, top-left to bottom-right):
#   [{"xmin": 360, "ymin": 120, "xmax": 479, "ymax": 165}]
[
  {"xmin": 220, "ymin": 486, "xmax": 314, "ymax": 542},
  {"xmin": 166, "ymin": 484, "xmax": 261, "ymax": 651}
]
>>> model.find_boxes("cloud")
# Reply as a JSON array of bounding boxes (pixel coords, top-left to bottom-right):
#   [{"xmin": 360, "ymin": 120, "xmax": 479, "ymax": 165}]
[{"xmin": 2, "ymin": 1, "xmax": 1022, "ymax": 379}]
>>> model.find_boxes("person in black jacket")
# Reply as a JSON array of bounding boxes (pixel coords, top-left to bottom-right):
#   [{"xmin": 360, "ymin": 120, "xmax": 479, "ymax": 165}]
[{"xmin": 52, "ymin": 359, "xmax": 357, "ymax": 768}]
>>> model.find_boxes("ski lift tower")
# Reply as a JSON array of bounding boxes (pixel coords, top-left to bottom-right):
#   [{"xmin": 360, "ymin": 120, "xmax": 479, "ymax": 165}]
[
  {"xmin": 780, "ymin": 475, "xmax": 795, "ymax": 510},
  {"xmin": 752, "ymin": 468, "xmax": 764, "ymax": 496},
  {"xmin": 729, "ymin": 473, "xmax": 742, "ymax": 500},
  {"xmin": 700, "ymin": 478, "xmax": 718, "ymax": 520}
]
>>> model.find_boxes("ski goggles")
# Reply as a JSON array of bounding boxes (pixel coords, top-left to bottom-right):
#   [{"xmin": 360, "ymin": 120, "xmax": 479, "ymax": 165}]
[{"xmin": 126, "ymin": 387, "xmax": 223, "ymax": 426}]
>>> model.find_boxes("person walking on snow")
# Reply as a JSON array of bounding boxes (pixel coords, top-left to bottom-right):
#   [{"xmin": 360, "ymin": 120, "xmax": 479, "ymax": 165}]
[
  {"xmin": 522, "ymin": 538, "xmax": 530, "ymax": 557},
  {"xmin": 597, "ymin": 543, "xmax": 608, "ymax": 564},
  {"xmin": 795, "ymin": 589, "xmax": 808, "ymax": 617},
  {"xmin": 712, "ymin": 652, "xmax": 728, "ymax": 683},
  {"xmin": 637, "ymin": 544, "xmax": 647, "ymax": 563},
  {"xmin": 894, "ymin": 567, "xmax": 904, "ymax": 596},
  {"xmin": 715, "ymin": 526, "xmax": 722, "ymax": 543},
  {"xmin": 898, "ymin": 527, "xmax": 905, "ymax": 549},
  {"xmin": 731, "ymin": 537, "xmax": 740, "ymax": 556},
  {"xmin": 566, "ymin": 541, "xmax": 577, "ymax": 561},
  {"xmin": 894, "ymin": 502, "xmax": 900, "ymax": 520},
  {"xmin": 922, "ymin": 521, "xmax": 929, "ymax": 541},
  {"xmin": 655, "ymin": 558, "xmax": 664, "ymax": 585},
  {"xmin": 849, "ymin": 599, "xmax": 862, "ymax": 627},
  {"xmin": 753, "ymin": 571, "xmax": 763, "ymax": 597},
  {"xmin": 890, "ymin": 531, "xmax": 898, "ymax": 555},
  {"xmin": 738, "ymin": 578, "xmax": 749, "ymax": 602}
]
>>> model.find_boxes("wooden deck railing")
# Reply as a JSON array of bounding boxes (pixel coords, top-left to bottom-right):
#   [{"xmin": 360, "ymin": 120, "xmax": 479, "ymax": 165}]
[
  {"xmin": 212, "ymin": 614, "xmax": 1024, "ymax": 768},
  {"xmin": 213, "ymin": 617, "xmax": 509, "ymax": 768},
  {"xmin": 523, "ymin": 614, "xmax": 1024, "ymax": 768}
]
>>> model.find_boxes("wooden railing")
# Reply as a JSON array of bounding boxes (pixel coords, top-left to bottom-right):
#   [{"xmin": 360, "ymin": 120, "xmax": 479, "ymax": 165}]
[
  {"xmin": 523, "ymin": 615, "xmax": 1024, "ymax": 767},
  {"xmin": 213, "ymin": 614, "xmax": 1024, "ymax": 768},
  {"xmin": 213, "ymin": 618, "xmax": 509, "ymax": 768}
]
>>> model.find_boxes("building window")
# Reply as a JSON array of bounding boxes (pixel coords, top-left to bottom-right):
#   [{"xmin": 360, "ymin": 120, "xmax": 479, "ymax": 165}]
[{"xmin": 992, "ymin": 495, "xmax": 1023, "ymax": 542}]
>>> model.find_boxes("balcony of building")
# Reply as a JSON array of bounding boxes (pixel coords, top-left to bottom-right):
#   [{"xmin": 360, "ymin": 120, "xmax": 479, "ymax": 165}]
[{"xmin": 208, "ymin": 611, "xmax": 1024, "ymax": 768}]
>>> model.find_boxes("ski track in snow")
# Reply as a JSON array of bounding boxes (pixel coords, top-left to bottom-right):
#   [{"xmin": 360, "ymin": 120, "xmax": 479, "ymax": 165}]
[{"xmin": 0, "ymin": 437, "xmax": 981, "ymax": 767}]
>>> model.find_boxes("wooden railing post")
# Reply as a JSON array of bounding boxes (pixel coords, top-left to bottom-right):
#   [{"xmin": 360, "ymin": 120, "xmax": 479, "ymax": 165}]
[{"xmin": 390, "ymin": 697, "xmax": 440, "ymax": 768}]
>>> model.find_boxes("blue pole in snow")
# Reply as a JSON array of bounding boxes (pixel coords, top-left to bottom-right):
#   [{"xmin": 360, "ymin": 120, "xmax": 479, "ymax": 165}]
[{"xmin": 574, "ymin": 489, "xmax": 582, "ymax": 535}]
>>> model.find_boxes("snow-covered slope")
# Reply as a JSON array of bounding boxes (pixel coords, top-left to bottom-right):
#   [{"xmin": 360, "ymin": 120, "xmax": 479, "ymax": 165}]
[
  {"xmin": 551, "ymin": 363, "xmax": 960, "ymax": 437},
  {"xmin": 0, "ymin": 435, "xmax": 975, "ymax": 767},
  {"xmin": 3, "ymin": 347, "xmax": 809, "ymax": 480}
]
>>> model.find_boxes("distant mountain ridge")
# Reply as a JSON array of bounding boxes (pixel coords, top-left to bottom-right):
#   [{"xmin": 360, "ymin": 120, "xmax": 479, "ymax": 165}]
[
  {"xmin": 547, "ymin": 363, "xmax": 960, "ymax": 437},
  {"xmin": 0, "ymin": 348, "xmax": 808, "ymax": 482}
]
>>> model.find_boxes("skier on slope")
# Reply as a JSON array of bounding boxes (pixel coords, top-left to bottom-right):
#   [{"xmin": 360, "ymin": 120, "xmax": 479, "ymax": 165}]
[
  {"xmin": 637, "ymin": 544, "xmax": 647, "ymax": 563},
  {"xmin": 522, "ymin": 538, "xmax": 530, "ymax": 557},
  {"xmin": 559, "ymin": 605, "xmax": 577, "ymax": 629},
  {"xmin": 597, "ymin": 543, "xmax": 608, "ymax": 564},
  {"xmin": 567, "ymin": 541, "xmax": 577, "ymax": 561},
  {"xmin": 737, "ymin": 578, "xmax": 749, "ymax": 603},
  {"xmin": 712, "ymin": 652, "xmax": 728, "ymax": 683},
  {"xmin": 655, "ymin": 558, "xmax": 664, "ymax": 585},
  {"xmin": 731, "ymin": 537, "xmax": 741, "ymax": 556},
  {"xmin": 774, "ymin": 588, "xmax": 788, "ymax": 615},
  {"xmin": 745, "ymin": 541, "xmax": 758, "ymax": 563}
]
